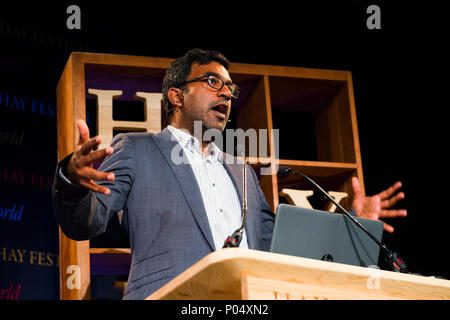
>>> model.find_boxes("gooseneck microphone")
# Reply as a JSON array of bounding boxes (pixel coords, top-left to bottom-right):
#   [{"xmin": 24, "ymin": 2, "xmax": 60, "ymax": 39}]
[
  {"xmin": 223, "ymin": 149, "xmax": 248, "ymax": 248},
  {"xmin": 278, "ymin": 166, "xmax": 410, "ymax": 273}
]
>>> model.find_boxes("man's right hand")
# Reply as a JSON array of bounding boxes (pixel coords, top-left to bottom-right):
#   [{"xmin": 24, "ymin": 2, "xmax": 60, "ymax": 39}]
[{"xmin": 66, "ymin": 119, "xmax": 115, "ymax": 195}]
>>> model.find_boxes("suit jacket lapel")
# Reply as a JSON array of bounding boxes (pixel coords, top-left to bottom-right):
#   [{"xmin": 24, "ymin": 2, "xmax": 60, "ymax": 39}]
[
  {"xmin": 222, "ymin": 154, "xmax": 258, "ymax": 250},
  {"xmin": 152, "ymin": 128, "xmax": 215, "ymax": 251}
]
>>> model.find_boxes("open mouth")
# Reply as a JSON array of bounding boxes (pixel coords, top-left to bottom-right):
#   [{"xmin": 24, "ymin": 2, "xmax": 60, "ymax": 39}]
[{"xmin": 211, "ymin": 104, "xmax": 228, "ymax": 119}]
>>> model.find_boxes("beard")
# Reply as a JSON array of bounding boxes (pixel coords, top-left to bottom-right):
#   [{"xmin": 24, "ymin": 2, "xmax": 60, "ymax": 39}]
[{"xmin": 184, "ymin": 102, "xmax": 229, "ymax": 133}]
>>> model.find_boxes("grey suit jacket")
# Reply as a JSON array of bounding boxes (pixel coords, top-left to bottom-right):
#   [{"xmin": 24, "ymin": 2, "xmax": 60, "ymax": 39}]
[{"xmin": 53, "ymin": 128, "xmax": 275, "ymax": 300}]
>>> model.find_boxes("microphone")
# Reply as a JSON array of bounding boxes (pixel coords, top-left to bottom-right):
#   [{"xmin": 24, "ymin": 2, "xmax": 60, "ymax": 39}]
[
  {"xmin": 278, "ymin": 166, "xmax": 410, "ymax": 273},
  {"xmin": 223, "ymin": 146, "xmax": 248, "ymax": 248}
]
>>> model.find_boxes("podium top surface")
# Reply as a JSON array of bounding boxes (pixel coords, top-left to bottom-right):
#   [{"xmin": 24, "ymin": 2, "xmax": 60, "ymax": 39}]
[{"xmin": 146, "ymin": 249, "xmax": 450, "ymax": 300}]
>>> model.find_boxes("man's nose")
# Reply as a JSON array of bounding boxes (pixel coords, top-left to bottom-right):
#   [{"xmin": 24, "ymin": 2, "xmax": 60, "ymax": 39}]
[{"xmin": 218, "ymin": 84, "xmax": 232, "ymax": 100}]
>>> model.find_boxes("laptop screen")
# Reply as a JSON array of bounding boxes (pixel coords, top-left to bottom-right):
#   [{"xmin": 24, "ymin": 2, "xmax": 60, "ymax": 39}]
[{"xmin": 270, "ymin": 204, "xmax": 384, "ymax": 267}]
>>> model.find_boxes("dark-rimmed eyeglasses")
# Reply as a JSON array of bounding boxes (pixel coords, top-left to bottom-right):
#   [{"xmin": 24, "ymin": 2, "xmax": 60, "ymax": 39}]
[{"xmin": 182, "ymin": 72, "xmax": 240, "ymax": 99}]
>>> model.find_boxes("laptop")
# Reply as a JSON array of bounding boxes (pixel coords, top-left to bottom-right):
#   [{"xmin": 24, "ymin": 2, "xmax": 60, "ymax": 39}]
[{"xmin": 270, "ymin": 204, "xmax": 384, "ymax": 267}]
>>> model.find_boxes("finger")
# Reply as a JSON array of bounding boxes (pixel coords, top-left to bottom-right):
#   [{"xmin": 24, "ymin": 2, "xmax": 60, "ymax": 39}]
[
  {"xmin": 77, "ymin": 119, "xmax": 90, "ymax": 145},
  {"xmin": 380, "ymin": 192, "xmax": 405, "ymax": 208},
  {"xmin": 79, "ymin": 146, "xmax": 114, "ymax": 166},
  {"xmin": 351, "ymin": 177, "xmax": 363, "ymax": 199},
  {"xmin": 78, "ymin": 179, "xmax": 111, "ymax": 195},
  {"xmin": 77, "ymin": 166, "xmax": 115, "ymax": 182},
  {"xmin": 382, "ymin": 221, "xmax": 394, "ymax": 233},
  {"xmin": 379, "ymin": 209, "xmax": 407, "ymax": 219},
  {"xmin": 377, "ymin": 181, "xmax": 402, "ymax": 200},
  {"xmin": 78, "ymin": 136, "xmax": 103, "ymax": 156}
]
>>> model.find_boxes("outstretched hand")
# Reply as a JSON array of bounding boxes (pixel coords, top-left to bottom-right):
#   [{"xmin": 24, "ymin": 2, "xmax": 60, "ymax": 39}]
[
  {"xmin": 351, "ymin": 177, "xmax": 407, "ymax": 233},
  {"xmin": 66, "ymin": 119, "xmax": 115, "ymax": 195}
]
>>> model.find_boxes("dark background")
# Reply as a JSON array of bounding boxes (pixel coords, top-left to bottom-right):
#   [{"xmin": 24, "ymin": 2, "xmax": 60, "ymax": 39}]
[{"xmin": 0, "ymin": 1, "xmax": 447, "ymax": 299}]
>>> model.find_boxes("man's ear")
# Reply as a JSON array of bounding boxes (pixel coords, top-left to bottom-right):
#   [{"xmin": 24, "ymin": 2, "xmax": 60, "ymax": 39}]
[{"xmin": 168, "ymin": 88, "xmax": 184, "ymax": 108}]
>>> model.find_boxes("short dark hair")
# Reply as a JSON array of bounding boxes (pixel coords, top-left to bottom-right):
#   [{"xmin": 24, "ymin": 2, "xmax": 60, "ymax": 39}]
[{"xmin": 161, "ymin": 48, "xmax": 230, "ymax": 118}]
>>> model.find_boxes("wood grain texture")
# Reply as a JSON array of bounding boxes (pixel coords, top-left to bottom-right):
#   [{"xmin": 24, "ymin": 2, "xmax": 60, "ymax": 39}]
[
  {"xmin": 147, "ymin": 249, "xmax": 450, "ymax": 300},
  {"xmin": 56, "ymin": 53, "xmax": 90, "ymax": 300}
]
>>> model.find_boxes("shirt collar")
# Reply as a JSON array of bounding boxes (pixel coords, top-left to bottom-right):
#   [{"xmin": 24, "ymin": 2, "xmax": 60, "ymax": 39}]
[{"xmin": 167, "ymin": 125, "xmax": 223, "ymax": 163}]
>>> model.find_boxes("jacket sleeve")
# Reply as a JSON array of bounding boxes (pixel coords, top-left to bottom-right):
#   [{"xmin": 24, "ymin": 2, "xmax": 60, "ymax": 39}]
[{"xmin": 52, "ymin": 134, "xmax": 136, "ymax": 240}]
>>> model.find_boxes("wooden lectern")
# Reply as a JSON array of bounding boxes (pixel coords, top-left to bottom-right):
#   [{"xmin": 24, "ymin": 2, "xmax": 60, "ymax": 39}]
[{"xmin": 146, "ymin": 249, "xmax": 450, "ymax": 300}]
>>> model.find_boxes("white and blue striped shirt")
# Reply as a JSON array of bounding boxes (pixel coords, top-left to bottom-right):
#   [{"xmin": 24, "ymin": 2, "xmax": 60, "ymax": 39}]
[{"xmin": 167, "ymin": 125, "xmax": 248, "ymax": 250}]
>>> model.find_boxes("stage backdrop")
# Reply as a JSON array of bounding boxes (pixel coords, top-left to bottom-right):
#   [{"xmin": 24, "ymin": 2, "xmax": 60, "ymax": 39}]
[{"xmin": 1, "ymin": 3, "xmax": 448, "ymax": 300}]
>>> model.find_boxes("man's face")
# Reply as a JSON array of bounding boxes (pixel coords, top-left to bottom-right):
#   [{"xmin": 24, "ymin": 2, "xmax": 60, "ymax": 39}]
[{"xmin": 180, "ymin": 61, "xmax": 232, "ymax": 132}]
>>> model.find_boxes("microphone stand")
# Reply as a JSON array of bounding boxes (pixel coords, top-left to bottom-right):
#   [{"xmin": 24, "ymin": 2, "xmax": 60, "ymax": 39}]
[{"xmin": 278, "ymin": 166, "xmax": 409, "ymax": 273}]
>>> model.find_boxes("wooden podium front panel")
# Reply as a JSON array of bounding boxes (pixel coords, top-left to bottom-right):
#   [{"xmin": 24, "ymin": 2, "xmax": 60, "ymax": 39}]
[
  {"xmin": 241, "ymin": 276, "xmax": 396, "ymax": 300},
  {"xmin": 147, "ymin": 249, "xmax": 450, "ymax": 300}
]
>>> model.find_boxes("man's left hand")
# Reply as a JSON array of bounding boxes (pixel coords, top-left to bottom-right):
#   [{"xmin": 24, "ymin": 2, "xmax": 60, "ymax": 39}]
[{"xmin": 351, "ymin": 177, "xmax": 407, "ymax": 233}]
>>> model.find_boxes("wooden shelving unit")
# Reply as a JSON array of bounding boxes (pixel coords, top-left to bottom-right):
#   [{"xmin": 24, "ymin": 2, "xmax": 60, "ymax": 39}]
[
  {"xmin": 57, "ymin": 52, "xmax": 365, "ymax": 299},
  {"xmin": 229, "ymin": 64, "xmax": 364, "ymax": 211}
]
